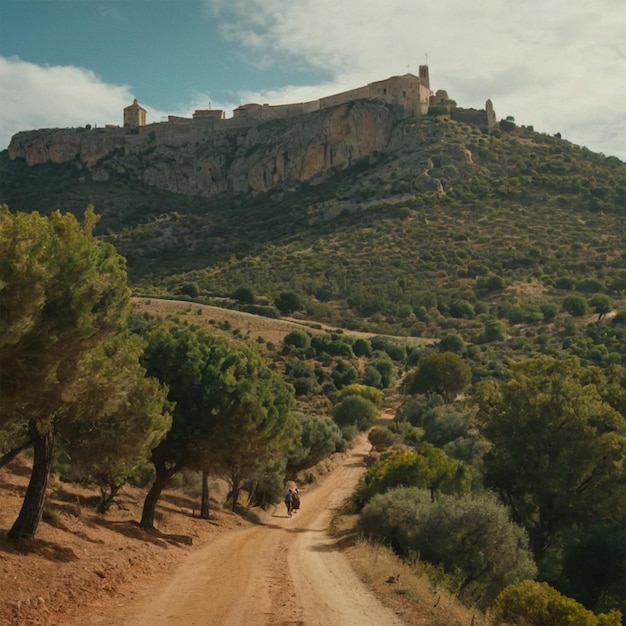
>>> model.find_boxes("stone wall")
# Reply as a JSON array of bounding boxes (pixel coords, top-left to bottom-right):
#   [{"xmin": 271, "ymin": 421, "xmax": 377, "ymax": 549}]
[{"xmin": 450, "ymin": 101, "xmax": 497, "ymax": 128}]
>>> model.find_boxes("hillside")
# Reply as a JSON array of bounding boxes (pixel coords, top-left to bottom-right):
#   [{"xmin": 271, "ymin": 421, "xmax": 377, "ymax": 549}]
[{"xmin": 1, "ymin": 105, "xmax": 625, "ymax": 370}]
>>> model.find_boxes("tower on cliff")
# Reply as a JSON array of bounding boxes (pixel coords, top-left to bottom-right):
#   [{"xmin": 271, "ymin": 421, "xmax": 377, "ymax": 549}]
[
  {"xmin": 124, "ymin": 99, "xmax": 147, "ymax": 128},
  {"xmin": 418, "ymin": 65, "xmax": 430, "ymax": 89}
]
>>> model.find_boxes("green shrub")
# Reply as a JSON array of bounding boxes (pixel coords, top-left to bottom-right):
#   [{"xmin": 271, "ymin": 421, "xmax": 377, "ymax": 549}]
[
  {"xmin": 494, "ymin": 580, "xmax": 622, "ymax": 626},
  {"xmin": 338, "ymin": 384, "xmax": 384, "ymax": 407},
  {"xmin": 563, "ymin": 295, "xmax": 587, "ymax": 316},
  {"xmin": 368, "ymin": 427, "xmax": 396, "ymax": 451},
  {"xmin": 332, "ymin": 395, "xmax": 378, "ymax": 430},
  {"xmin": 42, "ymin": 509, "xmax": 67, "ymax": 530},
  {"xmin": 360, "ymin": 489, "xmax": 536, "ymax": 609}
]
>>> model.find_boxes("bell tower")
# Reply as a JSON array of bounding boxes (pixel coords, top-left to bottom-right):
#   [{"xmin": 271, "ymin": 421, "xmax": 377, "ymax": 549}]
[{"xmin": 418, "ymin": 65, "xmax": 430, "ymax": 89}]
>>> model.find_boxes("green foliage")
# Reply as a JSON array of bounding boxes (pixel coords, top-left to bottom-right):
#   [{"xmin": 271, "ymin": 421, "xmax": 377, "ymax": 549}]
[
  {"xmin": 180, "ymin": 281, "xmax": 199, "ymax": 297},
  {"xmin": 352, "ymin": 337, "xmax": 372, "ymax": 357},
  {"xmin": 438, "ymin": 333, "xmax": 465, "ymax": 354},
  {"xmin": 394, "ymin": 393, "xmax": 445, "ymax": 428},
  {"xmin": 286, "ymin": 412, "xmax": 343, "ymax": 477},
  {"xmin": 563, "ymin": 294, "xmax": 587, "ymax": 316},
  {"xmin": 370, "ymin": 336, "xmax": 406, "ymax": 362},
  {"xmin": 367, "ymin": 427, "xmax": 397, "ymax": 451},
  {"xmin": 359, "ymin": 444, "xmax": 465, "ymax": 503},
  {"xmin": 370, "ymin": 356, "xmax": 396, "ymax": 388},
  {"xmin": 360, "ymin": 489, "xmax": 537, "ymax": 608},
  {"xmin": 486, "ymin": 274, "xmax": 505, "ymax": 291},
  {"xmin": 473, "ymin": 355, "xmax": 626, "ymax": 561},
  {"xmin": 494, "ymin": 580, "xmax": 622, "ymax": 626},
  {"xmin": 0, "ymin": 205, "xmax": 133, "ymax": 539},
  {"xmin": 330, "ymin": 359, "xmax": 359, "ymax": 389},
  {"xmin": 283, "ymin": 330, "xmax": 311, "ymax": 350},
  {"xmin": 332, "ymin": 395, "xmax": 378, "ymax": 431},
  {"xmin": 557, "ymin": 524, "xmax": 626, "ymax": 617},
  {"xmin": 232, "ymin": 285, "xmax": 256, "ymax": 304},
  {"xmin": 419, "ymin": 402, "xmax": 475, "ymax": 449},
  {"xmin": 362, "ymin": 365, "xmax": 382, "ymax": 388},
  {"xmin": 402, "ymin": 352, "xmax": 472, "ymax": 402},
  {"xmin": 310, "ymin": 333, "xmax": 354, "ymax": 358},
  {"xmin": 60, "ymin": 334, "xmax": 172, "ymax": 512},
  {"xmin": 338, "ymin": 384, "xmax": 384, "ymax": 407},
  {"xmin": 274, "ymin": 290, "xmax": 303, "ymax": 315},
  {"xmin": 41, "ymin": 509, "xmax": 67, "ymax": 530},
  {"xmin": 140, "ymin": 323, "xmax": 297, "ymax": 527},
  {"xmin": 589, "ymin": 293, "xmax": 613, "ymax": 319},
  {"xmin": 481, "ymin": 318, "xmax": 507, "ymax": 343}
]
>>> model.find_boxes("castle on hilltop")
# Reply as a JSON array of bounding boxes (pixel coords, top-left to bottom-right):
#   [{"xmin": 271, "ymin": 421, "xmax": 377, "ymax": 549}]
[{"xmin": 121, "ymin": 66, "xmax": 496, "ymax": 131}]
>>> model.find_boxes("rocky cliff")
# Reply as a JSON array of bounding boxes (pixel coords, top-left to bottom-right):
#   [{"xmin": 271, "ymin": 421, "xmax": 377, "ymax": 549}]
[{"xmin": 8, "ymin": 101, "xmax": 476, "ymax": 199}]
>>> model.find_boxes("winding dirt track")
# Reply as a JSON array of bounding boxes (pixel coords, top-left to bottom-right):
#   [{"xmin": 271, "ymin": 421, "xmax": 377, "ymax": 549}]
[{"xmin": 92, "ymin": 436, "xmax": 406, "ymax": 626}]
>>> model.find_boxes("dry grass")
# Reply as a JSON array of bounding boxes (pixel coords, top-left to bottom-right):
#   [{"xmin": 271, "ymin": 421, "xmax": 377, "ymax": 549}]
[
  {"xmin": 343, "ymin": 537, "xmax": 493, "ymax": 626},
  {"xmin": 131, "ymin": 297, "xmax": 438, "ymax": 349}
]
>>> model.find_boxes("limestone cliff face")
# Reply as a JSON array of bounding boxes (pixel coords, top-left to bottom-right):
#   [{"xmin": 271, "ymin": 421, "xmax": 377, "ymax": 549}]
[{"xmin": 7, "ymin": 101, "xmax": 438, "ymax": 198}]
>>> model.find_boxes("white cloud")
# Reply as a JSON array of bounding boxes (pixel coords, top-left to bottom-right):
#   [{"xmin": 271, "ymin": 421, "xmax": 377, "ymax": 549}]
[
  {"xmin": 0, "ymin": 56, "xmax": 200, "ymax": 148},
  {"xmin": 207, "ymin": 0, "xmax": 626, "ymax": 159},
  {"xmin": 0, "ymin": 57, "xmax": 134, "ymax": 147},
  {"xmin": 2, "ymin": 1, "xmax": 625, "ymax": 160}
]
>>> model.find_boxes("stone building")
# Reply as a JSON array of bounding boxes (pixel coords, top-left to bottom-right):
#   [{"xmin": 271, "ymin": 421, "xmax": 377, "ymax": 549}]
[
  {"xmin": 122, "ymin": 65, "xmax": 495, "ymax": 131},
  {"xmin": 123, "ymin": 99, "xmax": 147, "ymax": 128}
]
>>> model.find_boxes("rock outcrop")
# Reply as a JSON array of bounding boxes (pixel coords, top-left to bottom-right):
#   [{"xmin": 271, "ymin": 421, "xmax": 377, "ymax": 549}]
[{"xmin": 8, "ymin": 101, "xmax": 476, "ymax": 199}]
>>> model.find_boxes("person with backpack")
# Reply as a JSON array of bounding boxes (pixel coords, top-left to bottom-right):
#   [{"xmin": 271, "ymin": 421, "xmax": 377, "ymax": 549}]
[
  {"xmin": 292, "ymin": 488, "xmax": 300, "ymax": 514},
  {"xmin": 284, "ymin": 489, "xmax": 293, "ymax": 517}
]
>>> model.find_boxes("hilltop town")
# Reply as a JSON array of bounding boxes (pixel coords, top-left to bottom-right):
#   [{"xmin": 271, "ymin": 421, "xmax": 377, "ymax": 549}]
[
  {"xmin": 6, "ymin": 66, "xmax": 497, "ymax": 199},
  {"xmin": 120, "ymin": 65, "xmax": 496, "ymax": 131}
]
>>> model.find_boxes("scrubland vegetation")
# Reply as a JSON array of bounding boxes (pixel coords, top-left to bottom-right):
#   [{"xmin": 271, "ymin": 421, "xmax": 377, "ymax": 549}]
[{"xmin": 1, "ymin": 114, "xmax": 625, "ymax": 624}]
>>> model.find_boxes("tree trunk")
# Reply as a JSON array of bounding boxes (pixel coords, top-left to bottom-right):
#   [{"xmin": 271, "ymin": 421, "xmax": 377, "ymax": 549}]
[
  {"xmin": 231, "ymin": 472, "xmax": 242, "ymax": 512},
  {"xmin": 8, "ymin": 425, "xmax": 54, "ymax": 540},
  {"xmin": 200, "ymin": 470, "xmax": 210, "ymax": 519},
  {"xmin": 140, "ymin": 462, "xmax": 171, "ymax": 529}
]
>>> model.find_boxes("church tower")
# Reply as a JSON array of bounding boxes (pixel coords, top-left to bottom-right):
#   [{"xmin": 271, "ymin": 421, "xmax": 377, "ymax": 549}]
[
  {"xmin": 418, "ymin": 65, "xmax": 430, "ymax": 89},
  {"xmin": 123, "ymin": 99, "xmax": 146, "ymax": 128}
]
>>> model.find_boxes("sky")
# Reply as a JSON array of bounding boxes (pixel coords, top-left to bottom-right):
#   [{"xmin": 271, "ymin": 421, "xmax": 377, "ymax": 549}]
[{"xmin": 1, "ymin": 0, "xmax": 625, "ymax": 160}]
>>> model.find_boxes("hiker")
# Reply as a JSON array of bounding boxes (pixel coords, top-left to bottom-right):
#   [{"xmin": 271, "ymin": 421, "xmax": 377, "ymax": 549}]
[
  {"xmin": 292, "ymin": 488, "xmax": 300, "ymax": 514},
  {"xmin": 285, "ymin": 489, "xmax": 293, "ymax": 517}
]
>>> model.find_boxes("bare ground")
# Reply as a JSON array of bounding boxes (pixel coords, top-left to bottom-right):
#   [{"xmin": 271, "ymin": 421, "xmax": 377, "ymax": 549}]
[{"xmin": 0, "ymin": 434, "xmax": 488, "ymax": 626}]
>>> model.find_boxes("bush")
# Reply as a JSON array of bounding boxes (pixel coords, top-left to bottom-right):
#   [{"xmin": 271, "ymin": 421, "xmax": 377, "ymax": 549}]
[
  {"xmin": 367, "ymin": 427, "xmax": 396, "ymax": 451},
  {"xmin": 338, "ymin": 384, "xmax": 384, "ymax": 407},
  {"xmin": 370, "ymin": 356, "xmax": 396, "ymax": 388},
  {"xmin": 275, "ymin": 291, "xmax": 303, "ymax": 315},
  {"xmin": 287, "ymin": 412, "xmax": 343, "ymax": 476},
  {"xmin": 360, "ymin": 489, "xmax": 537, "ymax": 609},
  {"xmin": 360, "ymin": 445, "xmax": 463, "ymax": 502},
  {"xmin": 232, "ymin": 285, "xmax": 255, "ymax": 304},
  {"xmin": 494, "ymin": 580, "xmax": 622, "ymax": 626},
  {"xmin": 362, "ymin": 365, "xmax": 382, "ymax": 388},
  {"xmin": 438, "ymin": 333, "xmax": 466, "ymax": 355},
  {"xmin": 352, "ymin": 337, "xmax": 372, "ymax": 357},
  {"xmin": 180, "ymin": 282, "xmax": 199, "ymax": 297},
  {"xmin": 402, "ymin": 352, "xmax": 472, "ymax": 402},
  {"xmin": 563, "ymin": 295, "xmax": 587, "ymax": 317},
  {"xmin": 332, "ymin": 395, "xmax": 378, "ymax": 430},
  {"xmin": 283, "ymin": 330, "xmax": 311, "ymax": 350},
  {"xmin": 370, "ymin": 336, "xmax": 407, "ymax": 361},
  {"xmin": 330, "ymin": 359, "xmax": 359, "ymax": 389}
]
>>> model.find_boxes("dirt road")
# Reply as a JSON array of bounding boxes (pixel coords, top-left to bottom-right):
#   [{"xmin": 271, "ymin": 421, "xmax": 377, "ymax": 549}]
[{"xmin": 80, "ymin": 436, "xmax": 406, "ymax": 626}]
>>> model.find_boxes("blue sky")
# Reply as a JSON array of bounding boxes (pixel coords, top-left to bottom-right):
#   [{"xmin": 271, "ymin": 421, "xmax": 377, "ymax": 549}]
[{"xmin": 1, "ymin": 0, "xmax": 625, "ymax": 160}]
